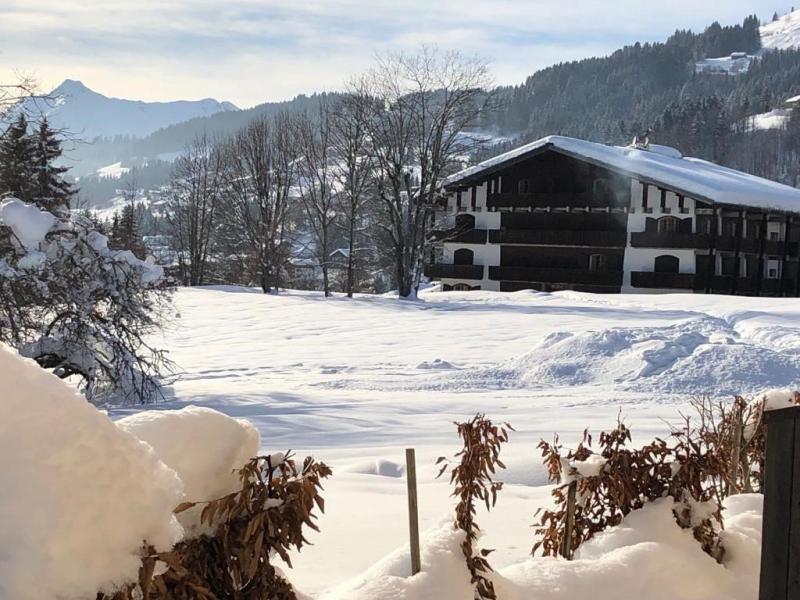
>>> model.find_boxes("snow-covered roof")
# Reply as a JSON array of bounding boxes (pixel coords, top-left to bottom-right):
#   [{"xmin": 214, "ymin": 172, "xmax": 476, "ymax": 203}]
[{"xmin": 445, "ymin": 135, "xmax": 800, "ymax": 213}]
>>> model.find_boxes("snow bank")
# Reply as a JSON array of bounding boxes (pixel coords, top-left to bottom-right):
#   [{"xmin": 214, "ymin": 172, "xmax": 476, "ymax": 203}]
[
  {"xmin": 424, "ymin": 319, "xmax": 800, "ymax": 397},
  {"xmin": 117, "ymin": 406, "xmax": 260, "ymax": 533},
  {"xmin": 0, "ymin": 198, "xmax": 56, "ymax": 249},
  {"xmin": 325, "ymin": 496, "xmax": 761, "ymax": 600},
  {"xmin": 0, "ymin": 343, "xmax": 184, "ymax": 600}
]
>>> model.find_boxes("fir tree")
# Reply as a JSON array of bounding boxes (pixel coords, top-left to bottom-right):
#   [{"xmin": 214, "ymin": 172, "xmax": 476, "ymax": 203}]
[
  {"xmin": 0, "ymin": 113, "xmax": 36, "ymax": 201},
  {"xmin": 110, "ymin": 203, "xmax": 147, "ymax": 258},
  {"xmin": 31, "ymin": 118, "xmax": 74, "ymax": 211}
]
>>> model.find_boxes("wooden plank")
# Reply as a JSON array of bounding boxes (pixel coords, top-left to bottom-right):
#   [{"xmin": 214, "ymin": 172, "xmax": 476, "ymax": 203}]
[
  {"xmin": 560, "ymin": 481, "xmax": 577, "ymax": 560},
  {"xmin": 760, "ymin": 416, "xmax": 796, "ymax": 600},
  {"xmin": 788, "ymin": 418, "xmax": 800, "ymax": 596},
  {"xmin": 405, "ymin": 448, "xmax": 421, "ymax": 576}
]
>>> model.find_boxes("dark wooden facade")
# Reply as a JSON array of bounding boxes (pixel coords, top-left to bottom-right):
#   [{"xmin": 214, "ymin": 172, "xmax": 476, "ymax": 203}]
[{"xmin": 428, "ymin": 146, "xmax": 800, "ymax": 297}]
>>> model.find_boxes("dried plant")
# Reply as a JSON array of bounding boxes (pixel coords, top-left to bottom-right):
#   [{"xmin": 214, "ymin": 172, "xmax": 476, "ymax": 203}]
[
  {"xmin": 99, "ymin": 452, "xmax": 331, "ymax": 600},
  {"xmin": 534, "ymin": 417, "xmax": 723, "ymax": 561},
  {"xmin": 438, "ymin": 414, "xmax": 512, "ymax": 600}
]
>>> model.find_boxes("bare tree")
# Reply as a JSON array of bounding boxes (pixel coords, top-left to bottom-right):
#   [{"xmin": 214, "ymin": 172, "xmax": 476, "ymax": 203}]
[
  {"xmin": 353, "ymin": 47, "xmax": 492, "ymax": 298},
  {"xmin": 222, "ymin": 114, "xmax": 298, "ymax": 293},
  {"xmin": 330, "ymin": 93, "xmax": 375, "ymax": 297},
  {"xmin": 167, "ymin": 134, "xmax": 224, "ymax": 286},
  {"xmin": 295, "ymin": 101, "xmax": 337, "ymax": 296},
  {"xmin": 0, "ymin": 74, "xmax": 38, "ymax": 123}
]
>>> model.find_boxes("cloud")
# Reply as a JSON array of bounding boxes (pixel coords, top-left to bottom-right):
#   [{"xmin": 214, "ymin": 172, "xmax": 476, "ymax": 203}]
[{"xmin": 0, "ymin": 0, "xmax": 787, "ymax": 107}]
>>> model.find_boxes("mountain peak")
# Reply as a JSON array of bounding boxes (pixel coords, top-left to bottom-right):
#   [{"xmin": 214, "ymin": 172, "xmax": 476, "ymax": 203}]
[{"xmin": 53, "ymin": 79, "xmax": 92, "ymax": 95}]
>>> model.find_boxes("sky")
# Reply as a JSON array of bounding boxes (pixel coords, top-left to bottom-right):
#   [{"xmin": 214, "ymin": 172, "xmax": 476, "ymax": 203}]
[{"xmin": 0, "ymin": 0, "xmax": 794, "ymax": 108}]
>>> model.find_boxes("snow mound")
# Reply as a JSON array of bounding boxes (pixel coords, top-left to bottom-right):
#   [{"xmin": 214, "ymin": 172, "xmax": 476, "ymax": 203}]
[
  {"xmin": 0, "ymin": 198, "xmax": 56, "ymax": 249},
  {"xmin": 501, "ymin": 496, "xmax": 759, "ymax": 600},
  {"xmin": 416, "ymin": 358, "xmax": 458, "ymax": 370},
  {"xmin": 467, "ymin": 319, "xmax": 800, "ymax": 396},
  {"xmin": 0, "ymin": 343, "xmax": 184, "ymax": 600},
  {"xmin": 320, "ymin": 522, "xmax": 481, "ymax": 600},
  {"xmin": 343, "ymin": 458, "xmax": 406, "ymax": 478},
  {"xmin": 117, "ymin": 406, "xmax": 260, "ymax": 533}
]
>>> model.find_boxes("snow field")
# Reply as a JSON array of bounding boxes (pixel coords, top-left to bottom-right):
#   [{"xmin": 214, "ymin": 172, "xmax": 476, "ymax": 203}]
[{"xmin": 116, "ymin": 286, "xmax": 800, "ymax": 594}]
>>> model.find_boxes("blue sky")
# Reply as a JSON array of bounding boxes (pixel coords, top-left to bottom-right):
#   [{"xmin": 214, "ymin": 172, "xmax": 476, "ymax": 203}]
[{"xmin": 0, "ymin": 0, "xmax": 793, "ymax": 107}]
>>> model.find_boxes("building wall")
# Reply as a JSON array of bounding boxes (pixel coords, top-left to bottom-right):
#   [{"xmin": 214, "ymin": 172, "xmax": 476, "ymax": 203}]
[{"xmin": 433, "ymin": 150, "xmax": 800, "ymax": 296}]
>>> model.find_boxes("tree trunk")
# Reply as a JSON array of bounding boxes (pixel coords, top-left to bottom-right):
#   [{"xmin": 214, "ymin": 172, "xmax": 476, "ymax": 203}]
[{"xmin": 346, "ymin": 217, "xmax": 356, "ymax": 298}]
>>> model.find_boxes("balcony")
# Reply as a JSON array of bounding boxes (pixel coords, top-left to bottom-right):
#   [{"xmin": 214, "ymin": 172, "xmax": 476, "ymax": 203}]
[
  {"xmin": 501, "ymin": 212, "xmax": 628, "ymax": 231},
  {"xmin": 424, "ymin": 263, "xmax": 484, "ymax": 280},
  {"xmin": 630, "ymin": 232, "xmax": 710, "ymax": 250},
  {"xmin": 489, "ymin": 229, "xmax": 627, "ymax": 247},
  {"xmin": 430, "ymin": 227, "xmax": 488, "ymax": 244},
  {"xmin": 488, "ymin": 266, "xmax": 623, "ymax": 286},
  {"xmin": 715, "ymin": 236, "xmax": 761, "ymax": 253},
  {"xmin": 487, "ymin": 192, "xmax": 617, "ymax": 209},
  {"xmin": 630, "ymin": 271, "xmax": 697, "ymax": 290}
]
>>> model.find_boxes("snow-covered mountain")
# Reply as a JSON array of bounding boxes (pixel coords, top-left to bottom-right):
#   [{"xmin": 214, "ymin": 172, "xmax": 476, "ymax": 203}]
[
  {"xmin": 19, "ymin": 79, "xmax": 238, "ymax": 140},
  {"xmin": 761, "ymin": 9, "xmax": 800, "ymax": 50}
]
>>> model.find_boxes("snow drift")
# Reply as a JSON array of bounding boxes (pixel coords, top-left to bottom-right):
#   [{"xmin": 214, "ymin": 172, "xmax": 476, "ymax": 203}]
[{"xmin": 0, "ymin": 343, "xmax": 184, "ymax": 600}]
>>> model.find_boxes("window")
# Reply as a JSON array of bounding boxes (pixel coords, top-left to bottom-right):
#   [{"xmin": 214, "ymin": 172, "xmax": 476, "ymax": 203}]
[
  {"xmin": 518, "ymin": 179, "xmax": 530, "ymax": 194},
  {"xmin": 455, "ymin": 214, "xmax": 475, "ymax": 230},
  {"xmin": 453, "ymin": 248, "xmax": 474, "ymax": 266},
  {"xmin": 697, "ymin": 215, "xmax": 715, "ymax": 235},
  {"xmin": 660, "ymin": 188, "xmax": 667, "ymax": 211},
  {"xmin": 721, "ymin": 256, "xmax": 740, "ymax": 277},
  {"xmin": 588, "ymin": 254, "xmax": 608, "ymax": 271},
  {"xmin": 654, "ymin": 255, "xmax": 680, "ymax": 273},
  {"xmin": 452, "ymin": 283, "xmax": 472, "ymax": 291},
  {"xmin": 592, "ymin": 178, "xmax": 607, "ymax": 195},
  {"xmin": 657, "ymin": 216, "xmax": 679, "ymax": 233},
  {"xmin": 770, "ymin": 231, "xmax": 780, "ymax": 242},
  {"xmin": 767, "ymin": 258, "xmax": 781, "ymax": 279},
  {"xmin": 641, "ymin": 183, "xmax": 649, "ymax": 210}
]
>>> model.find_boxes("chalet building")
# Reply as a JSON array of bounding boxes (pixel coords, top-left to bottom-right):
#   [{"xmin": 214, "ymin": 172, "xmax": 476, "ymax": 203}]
[{"xmin": 426, "ymin": 135, "xmax": 800, "ymax": 296}]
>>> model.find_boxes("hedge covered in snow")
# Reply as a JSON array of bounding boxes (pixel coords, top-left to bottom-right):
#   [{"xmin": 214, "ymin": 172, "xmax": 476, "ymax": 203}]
[{"xmin": 0, "ymin": 343, "xmax": 261, "ymax": 599}]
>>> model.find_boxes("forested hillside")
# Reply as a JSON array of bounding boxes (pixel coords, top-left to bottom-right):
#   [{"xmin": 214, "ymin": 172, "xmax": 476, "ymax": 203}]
[{"xmin": 477, "ymin": 14, "xmax": 800, "ymax": 186}]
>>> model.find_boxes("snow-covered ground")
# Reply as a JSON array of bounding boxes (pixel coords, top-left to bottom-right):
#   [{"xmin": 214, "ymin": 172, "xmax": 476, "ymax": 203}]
[
  {"xmin": 748, "ymin": 108, "xmax": 791, "ymax": 131},
  {"xmin": 105, "ymin": 286, "xmax": 800, "ymax": 595},
  {"xmin": 761, "ymin": 10, "xmax": 800, "ymax": 50},
  {"xmin": 95, "ymin": 161, "xmax": 130, "ymax": 179}
]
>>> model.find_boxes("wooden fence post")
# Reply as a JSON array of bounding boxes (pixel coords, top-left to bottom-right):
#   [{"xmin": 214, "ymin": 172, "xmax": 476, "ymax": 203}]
[
  {"xmin": 406, "ymin": 448, "xmax": 422, "ymax": 576},
  {"xmin": 560, "ymin": 480, "xmax": 577, "ymax": 560},
  {"xmin": 759, "ymin": 405, "xmax": 800, "ymax": 600},
  {"xmin": 728, "ymin": 407, "xmax": 744, "ymax": 496}
]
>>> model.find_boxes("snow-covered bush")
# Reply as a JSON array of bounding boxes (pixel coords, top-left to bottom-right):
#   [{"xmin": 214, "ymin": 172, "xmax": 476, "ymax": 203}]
[
  {"xmin": 0, "ymin": 198, "xmax": 171, "ymax": 404},
  {"xmin": 0, "ymin": 343, "xmax": 184, "ymax": 600},
  {"xmin": 99, "ymin": 453, "xmax": 332, "ymax": 600},
  {"xmin": 535, "ymin": 419, "xmax": 725, "ymax": 561},
  {"xmin": 117, "ymin": 405, "xmax": 261, "ymax": 534}
]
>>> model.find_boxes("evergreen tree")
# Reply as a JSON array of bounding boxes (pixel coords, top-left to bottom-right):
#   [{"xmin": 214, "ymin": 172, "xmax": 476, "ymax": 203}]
[
  {"xmin": 31, "ymin": 118, "xmax": 74, "ymax": 211},
  {"xmin": 0, "ymin": 113, "xmax": 36, "ymax": 201},
  {"xmin": 110, "ymin": 203, "xmax": 147, "ymax": 258}
]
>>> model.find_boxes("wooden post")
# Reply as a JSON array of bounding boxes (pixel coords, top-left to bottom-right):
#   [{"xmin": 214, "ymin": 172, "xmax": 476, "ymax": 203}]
[
  {"xmin": 560, "ymin": 480, "xmax": 577, "ymax": 560},
  {"xmin": 759, "ymin": 406, "xmax": 800, "ymax": 600},
  {"xmin": 405, "ymin": 448, "xmax": 421, "ymax": 576},
  {"xmin": 728, "ymin": 407, "xmax": 744, "ymax": 496}
]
